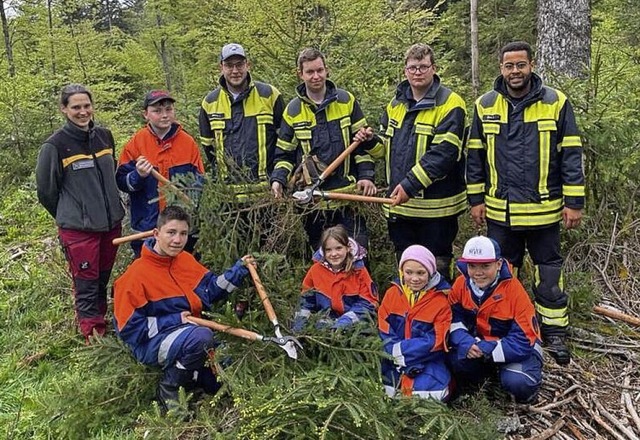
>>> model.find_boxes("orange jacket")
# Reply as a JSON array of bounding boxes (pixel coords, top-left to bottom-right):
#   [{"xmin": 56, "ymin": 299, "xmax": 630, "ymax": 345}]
[
  {"xmin": 448, "ymin": 260, "xmax": 541, "ymax": 363},
  {"xmin": 294, "ymin": 248, "xmax": 377, "ymax": 330},
  {"xmin": 116, "ymin": 123, "xmax": 205, "ymax": 231},
  {"xmin": 378, "ymin": 277, "xmax": 452, "ymax": 396},
  {"xmin": 113, "ymin": 241, "xmax": 248, "ymax": 367}
]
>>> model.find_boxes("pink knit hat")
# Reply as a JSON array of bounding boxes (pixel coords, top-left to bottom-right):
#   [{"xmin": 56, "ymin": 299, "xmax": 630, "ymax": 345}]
[{"xmin": 399, "ymin": 245, "xmax": 437, "ymax": 276}]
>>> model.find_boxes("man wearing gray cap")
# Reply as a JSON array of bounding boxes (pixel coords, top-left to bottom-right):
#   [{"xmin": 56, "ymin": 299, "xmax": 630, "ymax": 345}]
[{"xmin": 199, "ymin": 43, "xmax": 285, "ymax": 203}]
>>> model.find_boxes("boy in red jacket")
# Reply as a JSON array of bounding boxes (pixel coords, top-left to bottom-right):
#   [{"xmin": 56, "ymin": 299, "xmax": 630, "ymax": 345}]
[
  {"xmin": 114, "ymin": 206, "xmax": 254, "ymax": 413},
  {"xmin": 116, "ymin": 90, "xmax": 205, "ymax": 257},
  {"xmin": 448, "ymin": 236, "xmax": 543, "ymax": 403}
]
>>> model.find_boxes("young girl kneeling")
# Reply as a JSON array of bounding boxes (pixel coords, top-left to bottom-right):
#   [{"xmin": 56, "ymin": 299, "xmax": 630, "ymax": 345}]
[
  {"xmin": 378, "ymin": 245, "xmax": 452, "ymax": 401},
  {"xmin": 292, "ymin": 225, "xmax": 377, "ymax": 332}
]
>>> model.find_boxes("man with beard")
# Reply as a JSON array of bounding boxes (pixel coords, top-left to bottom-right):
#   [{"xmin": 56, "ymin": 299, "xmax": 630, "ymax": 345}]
[
  {"xmin": 199, "ymin": 44, "xmax": 285, "ymax": 259},
  {"xmin": 466, "ymin": 41, "xmax": 585, "ymax": 366},
  {"xmin": 199, "ymin": 43, "xmax": 284, "ymax": 202}
]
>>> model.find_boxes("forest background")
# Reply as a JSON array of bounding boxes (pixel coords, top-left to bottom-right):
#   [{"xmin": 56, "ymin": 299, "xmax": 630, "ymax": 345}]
[{"xmin": 1, "ymin": 0, "xmax": 639, "ymax": 438}]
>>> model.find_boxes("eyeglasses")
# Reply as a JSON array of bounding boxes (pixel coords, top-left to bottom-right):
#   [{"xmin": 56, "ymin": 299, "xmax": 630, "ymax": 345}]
[
  {"xmin": 501, "ymin": 62, "xmax": 529, "ymax": 71},
  {"xmin": 223, "ymin": 60, "xmax": 247, "ymax": 70},
  {"xmin": 405, "ymin": 64, "xmax": 433, "ymax": 74}
]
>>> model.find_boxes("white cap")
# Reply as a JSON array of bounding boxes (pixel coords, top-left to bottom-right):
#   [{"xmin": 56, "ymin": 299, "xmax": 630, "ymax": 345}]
[
  {"xmin": 459, "ymin": 236, "xmax": 502, "ymax": 263},
  {"xmin": 220, "ymin": 43, "xmax": 246, "ymax": 61}
]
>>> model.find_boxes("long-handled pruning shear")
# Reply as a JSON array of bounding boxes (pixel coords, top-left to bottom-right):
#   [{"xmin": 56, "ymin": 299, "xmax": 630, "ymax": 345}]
[
  {"xmin": 291, "ymin": 139, "xmax": 361, "ymax": 205},
  {"xmin": 186, "ymin": 316, "xmax": 302, "ymax": 359},
  {"xmin": 246, "ymin": 264, "xmax": 302, "ymax": 359},
  {"xmin": 291, "ymin": 189, "xmax": 395, "ymax": 205}
]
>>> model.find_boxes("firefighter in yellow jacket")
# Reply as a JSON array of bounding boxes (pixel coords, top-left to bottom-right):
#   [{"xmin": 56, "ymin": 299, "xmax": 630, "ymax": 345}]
[
  {"xmin": 379, "ymin": 43, "xmax": 467, "ymax": 282},
  {"xmin": 466, "ymin": 41, "xmax": 585, "ymax": 365}
]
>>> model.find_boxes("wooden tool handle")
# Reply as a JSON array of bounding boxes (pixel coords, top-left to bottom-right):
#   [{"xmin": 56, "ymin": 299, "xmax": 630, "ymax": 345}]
[
  {"xmin": 112, "ymin": 230, "xmax": 154, "ymax": 245},
  {"xmin": 247, "ymin": 264, "xmax": 278, "ymax": 323},
  {"xmin": 150, "ymin": 169, "xmax": 192, "ymax": 204},
  {"xmin": 322, "ymin": 192, "xmax": 395, "ymax": 205},
  {"xmin": 186, "ymin": 316, "xmax": 261, "ymax": 341},
  {"xmin": 593, "ymin": 305, "xmax": 640, "ymax": 326},
  {"xmin": 318, "ymin": 140, "xmax": 361, "ymax": 182}
]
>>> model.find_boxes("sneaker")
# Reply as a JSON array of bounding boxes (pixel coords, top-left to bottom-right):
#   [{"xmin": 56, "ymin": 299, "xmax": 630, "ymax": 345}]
[{"xmin": 544, "ymin": 335, "xmax": 571, "ymax": 365}]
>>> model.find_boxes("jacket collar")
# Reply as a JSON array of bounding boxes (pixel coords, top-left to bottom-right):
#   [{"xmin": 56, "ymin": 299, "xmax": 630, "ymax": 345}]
[
  {"xmin": 219, "ymin": 72, "xmax": 254, "ymax": 99},
  {"xmin": 62, "ymin": 119, "xmax": 95, "ymax": 142},
  {"xmin": 392, "ymin": 272, "xmax": 449, "ymax": 306},
  {"xmin": 493, "ymin": 72, "xmax": 544, "ymax": 106},
  {"xmin": 297, "ymin": 79, "xmax": 338, "ymax": 111},
  {"xmin": 145, "ymin": 122, "xmax": 182, "ymax": 143},
  {"xmin": 395, "ymin": 74, "xmax": 442, "ymax": 112},
  {"xmin": 140, "ymin": 238, "xmax": 178, "ymax": 268}
]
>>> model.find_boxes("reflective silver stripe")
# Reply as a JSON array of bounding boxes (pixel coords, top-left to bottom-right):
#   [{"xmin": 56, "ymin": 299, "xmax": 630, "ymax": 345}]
[
  {"xmin": 504, "ymin": 363, "xmax": 540, "ymax": 385},
  {"xmin": 342, "ymin": 311, "xmax": 359, "ymax": 323},
  {"xmin": 147, "ymin": 317, "xmax": 158, "ymax": 339},
  {"xmin": 216, "ymin": 275, "xmax": 237, "ymax": 292},
  {"xmin": 158, "ymin": 326, "xmax": 191, "ymax": 366},
  {"xmin": 295, "ymin": 309, "xmax": 311, "ymax": 319},
  {"xmin": 126, "ymin": 172, "xmax": 138, "ymax": 191},
  {"xmin": 534, "ymin": 342, "xmax": 544, "ymax": 358},
  {"xmin": 413, "ymin": 388, "xmax": 449, "ymax": 401},
  {"xmin": 175, "ymin": 361, "xmax": 186, "ymax": 369},
  {"xmin": 450, "ymin": 322, "xmax": 468, "ymax": 333},
  {"xmin": 384, "ymin": 385, "xmax": 397, "ymax": 398},
  {"xmin": 392, "ymin": 342, "xmax": 406, "ymax": 367},
  {"xmin": 492, "ymin": 340, "xmax": 505, "ymax": 363}
]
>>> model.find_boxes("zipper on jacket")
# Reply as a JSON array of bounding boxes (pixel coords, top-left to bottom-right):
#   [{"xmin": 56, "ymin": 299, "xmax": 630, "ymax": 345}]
[{"xmin": 88, "ymin": 128, "xmax": 113, "ymax": 229}]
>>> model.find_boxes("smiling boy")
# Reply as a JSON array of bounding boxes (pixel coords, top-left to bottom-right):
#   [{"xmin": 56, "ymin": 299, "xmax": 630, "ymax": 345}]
[
  {"xmin": 113, "ymin": 206, "xmax": 254, "ymax": 413},
  {"xmin": 116, "ymin": 90, "xmax": 205, "ymax": 257},
  {"xmin": 448, "ymin": 236, "xmax": 543, "ymax": 403}
]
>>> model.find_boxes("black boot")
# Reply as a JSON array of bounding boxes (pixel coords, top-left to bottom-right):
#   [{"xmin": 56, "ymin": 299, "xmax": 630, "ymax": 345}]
[
  {"xmin": 156, "ymin": 379, "xmax": 180, "ymax": 415},
  {"xmin": 544, "ymin": 335, "xmax": 571, "ymax": 366},
  {"xmin": 156, "ymin": 366, "xmax": 194, "ymax": 416}
]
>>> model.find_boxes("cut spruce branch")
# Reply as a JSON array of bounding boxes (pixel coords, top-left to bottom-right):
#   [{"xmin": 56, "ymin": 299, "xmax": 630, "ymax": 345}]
[{"xmin": 151, "ymin": 169, "xmax": 192, "ymax": 205}]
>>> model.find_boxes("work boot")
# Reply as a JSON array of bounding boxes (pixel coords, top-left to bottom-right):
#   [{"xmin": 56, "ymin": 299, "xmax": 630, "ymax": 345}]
[
  {"xmin": 156, "ymin": 367, "xmax": 193, "ymax": 417},
  {"xmin": 156, "ymin": 379, "xmax": 180, "ymax": 415},
  {"xmin": 544, "ymin": 335, "xmax": 571, "ymax": 365}
]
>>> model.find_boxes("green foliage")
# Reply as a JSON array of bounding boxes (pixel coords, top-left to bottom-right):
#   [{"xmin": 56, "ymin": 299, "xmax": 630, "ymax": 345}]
[{"xmin": 1, "ymin": 0, "xmax": 640, "ymax": 437}]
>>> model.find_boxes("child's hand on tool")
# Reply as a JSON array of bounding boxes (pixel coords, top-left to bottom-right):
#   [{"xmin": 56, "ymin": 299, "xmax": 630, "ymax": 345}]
[
  {"xmin": 135, "ymin": 156, "xmax": 154, "ymax": 177},
  {"xmin": 242, "ymin": 255, "xmax": 256, "ymax": 267}
]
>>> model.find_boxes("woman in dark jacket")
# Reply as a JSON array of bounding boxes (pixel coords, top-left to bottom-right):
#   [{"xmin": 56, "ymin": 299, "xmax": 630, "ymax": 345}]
[{"xmin": 36, "ymin": 83, "xmax": 125, "ymax": 342}]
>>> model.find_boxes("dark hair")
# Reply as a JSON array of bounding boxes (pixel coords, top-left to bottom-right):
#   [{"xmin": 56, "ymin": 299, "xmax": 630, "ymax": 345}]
[
  {"xmin": 320, "ymin": 225, "xmax": 354, "ymax": 272},
  {"xmin": 404, "ymin": 43, "xmax": 436, "ymax": 65},
  {"xmin": 157, "ymin": 205, "xmax": 191, "ymax": 229},
  {"xmin": 499, "ymin": 41, "xmax": 533, "ymax": 62},
  {"xmin": 60, "ymin": 83, "xmax": 93, "ymax": 107},
  {"xmin": 297, "ymin": 47, "xmax": 326, "ymax": 71}
]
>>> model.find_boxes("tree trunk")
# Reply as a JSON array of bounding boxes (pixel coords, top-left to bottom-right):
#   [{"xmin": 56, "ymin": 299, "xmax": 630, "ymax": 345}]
[
  {"xmin": 0, "ymin": 0, "xmax": 15, "ymax": 77},
  {"xmin": 536, "ymin": 0, "xmax": 591, "ymax": 80},
  {"xmin": 469, "ymin": 0, "xmax": 479, "ymax": 98},
  {"xmin": 47, "ymin": 0, "xmax": 56, "ymax": 75},
  {"xmin": 154, "ymin": 13, "xmax": 172, "ymax": 91}
]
